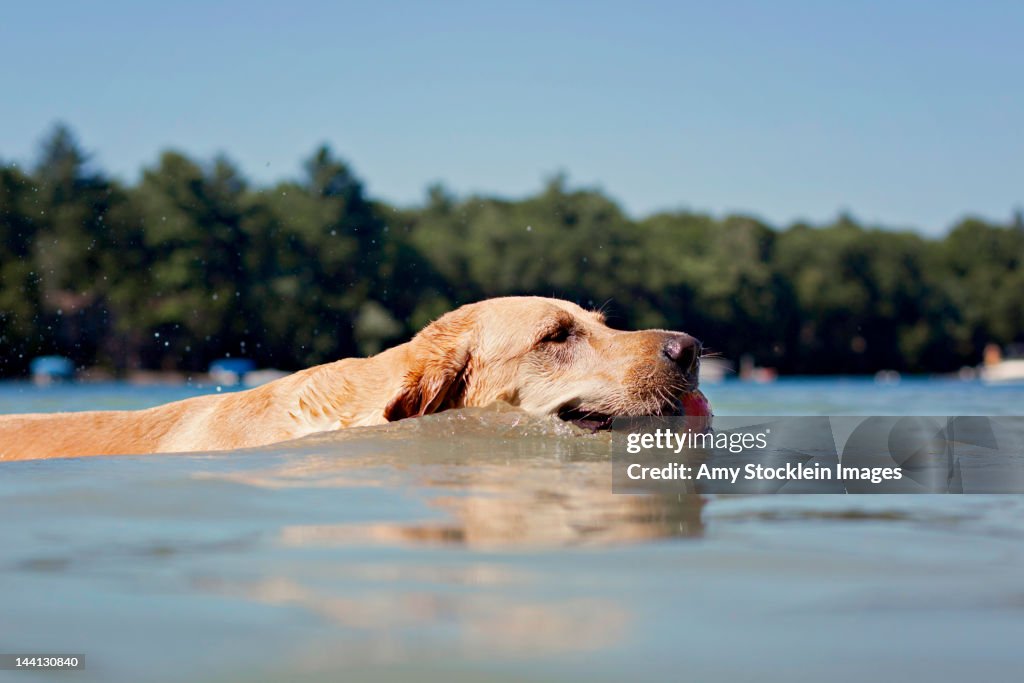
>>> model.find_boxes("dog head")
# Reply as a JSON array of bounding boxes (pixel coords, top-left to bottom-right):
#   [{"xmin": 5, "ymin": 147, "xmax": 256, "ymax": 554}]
[{"xmin": 383, "ymin": 296, "xmax": 708, "ymax": 428}]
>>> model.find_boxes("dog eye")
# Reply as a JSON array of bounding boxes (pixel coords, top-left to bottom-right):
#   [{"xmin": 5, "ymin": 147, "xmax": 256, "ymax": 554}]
[{"xmin": 541, "ymin": 327, "xmax": 573, "ymax": 343}]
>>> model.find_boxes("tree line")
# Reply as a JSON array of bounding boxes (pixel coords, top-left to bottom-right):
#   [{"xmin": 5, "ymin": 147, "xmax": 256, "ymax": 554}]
[{"xmin": 1, "ymin": 125, "xmax": 1021, "ymax": 377}]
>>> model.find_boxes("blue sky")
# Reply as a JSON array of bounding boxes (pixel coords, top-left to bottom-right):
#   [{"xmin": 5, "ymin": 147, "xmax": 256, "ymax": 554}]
[{"xmin": 2, "ymin": 0, "xmax": 1020, "ymax": 234}]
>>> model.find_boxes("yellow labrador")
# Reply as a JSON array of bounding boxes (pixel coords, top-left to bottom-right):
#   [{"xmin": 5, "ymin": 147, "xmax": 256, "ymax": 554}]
[{"xmin": 0, "ymin": 297, "xmax": 708, "ymax": 460}]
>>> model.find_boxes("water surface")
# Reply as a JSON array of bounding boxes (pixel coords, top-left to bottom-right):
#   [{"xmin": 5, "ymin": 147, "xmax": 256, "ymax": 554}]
[{"xmin": 1, "ymin": 378, "xmax": 1023, "ymax": 682}]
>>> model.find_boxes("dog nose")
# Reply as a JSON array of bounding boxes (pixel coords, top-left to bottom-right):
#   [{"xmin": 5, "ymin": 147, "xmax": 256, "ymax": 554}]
[{"xmin": 662, "ymin": 334, "xmax": 701, "ymax": 372}]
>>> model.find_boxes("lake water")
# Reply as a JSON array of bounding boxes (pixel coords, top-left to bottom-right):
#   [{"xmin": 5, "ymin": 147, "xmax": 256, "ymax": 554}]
[{"xmin": 2, "ymin": 378, "xmax": 1023, "ymax": 682}]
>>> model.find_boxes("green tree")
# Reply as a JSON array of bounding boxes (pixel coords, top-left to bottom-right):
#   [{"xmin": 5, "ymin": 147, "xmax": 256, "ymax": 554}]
[
  {"xmin": 1, "ymin": 124, "xmax": 1021, "ymax": 378},
  {"xmin": 30, "ymin": 124, "xmax": 121, "ymax": 368},
  {"xmin": 110, "ymin": 151, "xmax": 250, "ymax": 370},
  {"xmin": 0, "ymin": 164, "xmax": 43, "ymax": 374}
]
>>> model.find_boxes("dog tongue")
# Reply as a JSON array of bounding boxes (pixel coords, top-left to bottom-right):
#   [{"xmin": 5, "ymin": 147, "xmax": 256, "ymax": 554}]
[{"xmin": 681, "ymin": 390, "xmax": 712, "ymax": 417}]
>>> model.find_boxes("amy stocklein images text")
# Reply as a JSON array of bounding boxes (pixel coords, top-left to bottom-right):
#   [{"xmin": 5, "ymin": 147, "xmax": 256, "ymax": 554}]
[
  {"xmin": 623, "ymin": 426, "xmax": 901, "ymax": 484},
  {"xmin": 610, "ymin": 416, "xmax": 1024, "ymax": 494},
  {"xmin": 625, "ymin": 461, "xmax": 902, "ymax": 485}
]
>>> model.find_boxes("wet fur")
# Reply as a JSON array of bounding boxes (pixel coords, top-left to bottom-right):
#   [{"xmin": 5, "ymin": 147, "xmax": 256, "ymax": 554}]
[{"xmin": 0, "ymin": 297, "xmax": 699, "ymax": 461}]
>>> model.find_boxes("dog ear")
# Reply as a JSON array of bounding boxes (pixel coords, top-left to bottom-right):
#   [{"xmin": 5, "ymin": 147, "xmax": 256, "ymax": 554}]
[{"xmin": 383, "ymin": 308, "xmax": 474, "ymax": 422}]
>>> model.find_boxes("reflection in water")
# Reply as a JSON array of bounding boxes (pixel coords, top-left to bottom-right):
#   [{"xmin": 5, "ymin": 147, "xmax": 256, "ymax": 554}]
[
  {"xmin": 273, "ymin": 457, "xmax": 704, "ymax": 549},
  {"xmin": 197, "ymin": 574, "xmax": 630, "ymax": 658},
  {"xmin": 180, "ymin": 407, "xmax": 699, "ymax": 665},
  {"xmin": 278, "ymin": 485, "xmax": 702, "ymax": 550},
  {"xmin": 201, "ymin": 406, "xmax": 706, "ymax": 549}
]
